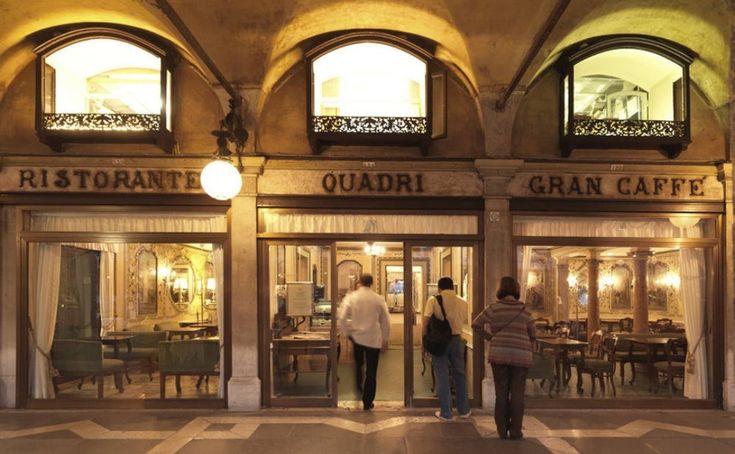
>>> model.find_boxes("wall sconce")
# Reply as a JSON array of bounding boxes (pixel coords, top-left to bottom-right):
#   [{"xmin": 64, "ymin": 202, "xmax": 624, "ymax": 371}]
[
  {"xmin": 599, "ymin": 274, "xmax": 614, "ymax": 288},
  {"xmin": 657, "ymin": 272, "xmax": 680, "ymax": 289},
  {"xmin": 566, "ymin": 273, "xmax": 577, "ymax": 288},
  {"xmin": 364, "ymin": 242, "xmax": 385, "ymax": 256},
  {"xmin": 201, "ymin": 97, "xmax": 249, "ymax": 200}
]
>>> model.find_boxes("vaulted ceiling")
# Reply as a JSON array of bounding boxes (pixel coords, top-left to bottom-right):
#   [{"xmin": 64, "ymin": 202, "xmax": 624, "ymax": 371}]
[{"xmin": 0, "ymin": 0, "xmax": 731, "ymax": 109}]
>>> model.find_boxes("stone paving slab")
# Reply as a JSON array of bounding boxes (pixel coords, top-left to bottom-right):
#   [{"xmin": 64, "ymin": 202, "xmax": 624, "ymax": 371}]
[{"xmin": 0, "ymin": 409, "xmax": 734, "ymax": 453}]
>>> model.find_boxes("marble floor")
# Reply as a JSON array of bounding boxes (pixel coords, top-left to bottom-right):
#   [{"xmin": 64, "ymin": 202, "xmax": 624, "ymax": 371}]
[{"xmin": 1, "ymin": 407, "xmax": 734, "ymax": 453}]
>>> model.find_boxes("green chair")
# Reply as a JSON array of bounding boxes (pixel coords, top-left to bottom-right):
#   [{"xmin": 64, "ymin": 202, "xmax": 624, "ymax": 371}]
[
  {"xmin": 51, "ymin": 339, "xmax": 125, "ymax": 399},
  {"xmin": 106, "ymin": 331, "xmax": 168, "ymax": 381},
  {"xmin": 527, "ymin": 351, "xmax": 557, "ymax": 397},
  {"xmin": 159, "ymin": 339, "xmax": 220, "ymax": 398}
]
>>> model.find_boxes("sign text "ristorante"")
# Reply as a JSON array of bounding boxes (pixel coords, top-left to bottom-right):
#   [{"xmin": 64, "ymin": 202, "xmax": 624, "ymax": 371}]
[{"xmin": 17, "ymin": 168, "xmax": 202, "ymax": 191}]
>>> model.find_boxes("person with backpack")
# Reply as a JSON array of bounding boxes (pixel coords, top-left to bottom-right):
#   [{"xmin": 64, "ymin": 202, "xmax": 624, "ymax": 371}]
[
  {"xmin": 472, "ymin": 276, "xmax": 536, "ymax": 440},
  {"xmin": 422, "ymin": 276, "xmax": 471, "ymax": 421}
]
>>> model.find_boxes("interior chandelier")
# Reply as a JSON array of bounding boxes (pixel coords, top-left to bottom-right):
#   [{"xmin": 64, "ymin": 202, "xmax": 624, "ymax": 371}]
[
  {"xmin": 364, "ymin": 242, "xmax": 385, "ymax": 256},
  {"xmin": 201, "ymin": 97, "xmax": 249, "ymax": 200}
]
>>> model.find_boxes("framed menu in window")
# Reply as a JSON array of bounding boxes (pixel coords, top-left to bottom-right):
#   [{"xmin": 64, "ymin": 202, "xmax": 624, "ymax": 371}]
[{"xmin": 286, "ymin": 282, "xmax": 314, "ymax": 316}]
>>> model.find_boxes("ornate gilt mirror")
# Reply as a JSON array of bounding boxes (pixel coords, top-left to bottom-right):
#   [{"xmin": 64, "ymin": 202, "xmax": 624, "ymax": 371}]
[
  {"xmin": 167, "ymin": 256, "xmax": 196, "ymax": 311},
  {"xmin": 202, "ymin": 261, "xmax": 217, "ymax": 310},
  {"xmin": 135, "ymin": 248, "xmax": 158, "ymax": 316}
]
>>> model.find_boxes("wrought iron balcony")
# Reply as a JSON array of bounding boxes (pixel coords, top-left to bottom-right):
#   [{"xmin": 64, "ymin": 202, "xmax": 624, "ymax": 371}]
[
  {"xmin": 43, "ymin": 113, "xmax": 161, "ymax": 132},
  {"xmin": 571, "ymin": 119, "xmax": 686, "ymax": 138},
  {"xmin": 312, "ymin": 116, "xmax": 427, "ymax": 134}
]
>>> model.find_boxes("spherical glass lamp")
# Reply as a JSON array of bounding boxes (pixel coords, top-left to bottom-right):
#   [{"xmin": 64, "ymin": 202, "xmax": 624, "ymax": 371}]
[{"xmin": 201, "ymin": 159, "xmax": 242, "ymax": 200}]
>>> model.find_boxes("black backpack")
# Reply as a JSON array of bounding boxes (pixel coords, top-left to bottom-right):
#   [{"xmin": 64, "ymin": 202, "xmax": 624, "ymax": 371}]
[{"xmin": 422, "ymin": 295, "xmax": 452, "ymax": 355}]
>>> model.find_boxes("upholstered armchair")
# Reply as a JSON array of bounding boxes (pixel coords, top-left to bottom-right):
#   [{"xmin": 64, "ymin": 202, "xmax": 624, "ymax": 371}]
[
  {"xmin": 159, "ymin": 339, "xmax": 220, "ymax": 398},
  {"xmin": 51, "ymin": 339, "xmax": 125, "ymax": 399},
  {"xmin": 106, "ymin": 330, "xmax": 168, "ymax": 381}
]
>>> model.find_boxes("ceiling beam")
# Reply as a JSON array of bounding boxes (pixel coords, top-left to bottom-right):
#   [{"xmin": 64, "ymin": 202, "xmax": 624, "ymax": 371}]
[
  {"xmin": 155, "ymin": 0, "xmax": 239, "ymax": 100},
  {"xmin": 496, "ymin": 0, "xmax": 571, "ymax": 111}
]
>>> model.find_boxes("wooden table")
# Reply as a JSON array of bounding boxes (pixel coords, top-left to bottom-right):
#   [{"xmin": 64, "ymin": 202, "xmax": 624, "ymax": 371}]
[
  {"xmin": 271, "ymin": 333, "xmax": 332, "ymax": 394},
  {"xmin": 628, "ymin": 336, "xmax": 680, "ymax": 392},
  {"xmin": 535, "ymin": 337, "xmax": 588, "ymax": 394},
  {"xmin": 84, "ymin": 335, "xmax": 135, "ymax": 359},
  {"xmin": 188, "ymin": 323, "xmax": 218, "ymax": 337},
  {"xmin": 167, "ymin": 327, "xmax": 206, "ymax": 340}
]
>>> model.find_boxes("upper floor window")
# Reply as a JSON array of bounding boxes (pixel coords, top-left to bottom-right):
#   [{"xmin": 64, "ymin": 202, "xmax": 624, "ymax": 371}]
[
  {"xmin": 312, "ymin": 42, "xmax": 426, "ymax": 117},
  {"xmin": 559, "ymin": 36, "xmax": 694, "ymax": 158},
  {"xmin": 35, "ymin": 28, "xmax": 176, "ymax": 152},
  {"xmin": 306, "ymin": 32, "xmax": 446, "ymax": 155}
]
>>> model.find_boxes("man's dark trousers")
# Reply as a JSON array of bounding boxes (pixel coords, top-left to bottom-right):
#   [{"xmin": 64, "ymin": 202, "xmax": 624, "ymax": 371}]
[{"xmin": 353, "ymin": 339, "xmax": 380, "ymax": 407}]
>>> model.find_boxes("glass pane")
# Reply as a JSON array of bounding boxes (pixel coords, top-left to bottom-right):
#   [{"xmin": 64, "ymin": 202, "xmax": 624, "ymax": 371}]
[
  {"xmin": 335, "ymin": 241, "xmax": 403, "ymax": 404},
  {"xmin": 312, "ymin": 42, "xmax": 426, "ymax": 117},
  {"xmin": 30, "ymin": 242, "xmax": 224, "ymax": 401},
  {"xmin": 517, "ymin": 242, "xmax": 710, "ymax": 400},
  {"xmin": 269, "ymin": 244, "xmax": 333, "ymax": 398},
  {"xmin": 572, "ymin": 48, "xmax": 683, "ymax": 121},
  {"xmin": 412, "ymin": 246, "xmax": 474, "ymax": 401}
]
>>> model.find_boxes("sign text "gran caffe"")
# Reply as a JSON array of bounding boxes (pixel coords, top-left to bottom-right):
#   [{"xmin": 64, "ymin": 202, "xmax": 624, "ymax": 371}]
[{"xmin": 527, "ymin": 175, "xmax": 706, "ymax": 197}]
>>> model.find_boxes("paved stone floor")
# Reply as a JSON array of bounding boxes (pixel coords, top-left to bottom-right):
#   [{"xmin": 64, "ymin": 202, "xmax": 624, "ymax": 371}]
[{"xmin": 1, "ymin": 408, "xmax": 735, "ymax": 453}]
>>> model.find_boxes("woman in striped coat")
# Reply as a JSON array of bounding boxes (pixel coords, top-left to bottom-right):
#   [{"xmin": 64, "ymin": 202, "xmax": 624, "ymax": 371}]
[{"xmin": 472, "ymin": 276, "xmax": 536, "ymax": 440}]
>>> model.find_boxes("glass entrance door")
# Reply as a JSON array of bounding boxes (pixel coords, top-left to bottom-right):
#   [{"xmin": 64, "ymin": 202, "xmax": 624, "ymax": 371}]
[{"xmin": 409, "ymin": 244, "xmax": 480, "ymax": 407}]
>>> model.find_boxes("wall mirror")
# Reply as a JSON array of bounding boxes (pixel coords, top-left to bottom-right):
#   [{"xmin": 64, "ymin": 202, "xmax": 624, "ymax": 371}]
[
  {"xmin": 136, "ymin": 248, "xmax": 158, "ymax": 316},
  {"xmin": 202, "ymin": 260, "xmax": 217, "ymax": 310},
  {"xmin": 167, "ymin": 255, "xmax": 195, "ymax": 311}
]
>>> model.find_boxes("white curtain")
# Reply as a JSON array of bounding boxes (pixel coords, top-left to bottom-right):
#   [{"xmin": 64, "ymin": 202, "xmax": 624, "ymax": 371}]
[
  {"xmin": 31, "ymin": 213, "xmax": 227, "ymax": 233},
  {"xmin": 99, "ymin": 251, "xmax": 116, "ymax": 335},
  {"xmin": 28, "ymin": 243, "xmax": 62, "ymax": 399},
  {"xmin": 213, "ymin": 246, "xmax": 225, "ymax": 397},
  {"xmin": 263, "ymin": 213, "xmax": 478, "ymax": 235},
  {"xmin": 518, "ymin": 245, "xmax": 533, "ymax": 303},
  {"xmin": 514, "ymin": 217, "xmax": 703, "ymax": 239},
  {"xmin": 680, "ymin": 247, "xmax": 708, "ymax": 399}
]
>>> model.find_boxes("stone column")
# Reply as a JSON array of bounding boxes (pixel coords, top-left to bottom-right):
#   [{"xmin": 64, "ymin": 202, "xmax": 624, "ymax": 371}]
[
  {"xmin": 632, "ymin": 249, "xmax": 652, "ymax": 334},
  {"xmin": 479, "ymin": 89, "xmax": 524, "ymax": 158},
  {"xmin": 556, "ymin": 258, "xmax": 570, "ymax": 323},
  {"xmin": 476, "ymin": 159, "xmax": 523, "ymax": 410},
  {"xmin": 587, "ymin": 251, "xmax": 601, "ymax": 338},
  {"xmin": 227, "ymin": 157, "xmax": 265, "ymax": 410},
  {"xmin": 0, "ymin": 206, "xmax": 18, "ymax": 408},
  {"xmin": 719, "ymin": 162, "xmax": 735, "ymax": 409}
]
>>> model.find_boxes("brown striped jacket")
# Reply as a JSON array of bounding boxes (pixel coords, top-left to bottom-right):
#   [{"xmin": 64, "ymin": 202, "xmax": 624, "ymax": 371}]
[{"xmin": 472, "ymin": 297, "xmax": 536, "ymax": 368}]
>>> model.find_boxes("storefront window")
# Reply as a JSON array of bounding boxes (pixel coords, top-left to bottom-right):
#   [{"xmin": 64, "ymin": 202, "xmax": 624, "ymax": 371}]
[
  {"xmin": 25, "ymin": 211, "xmax": 227, "ymax": 403},
  {"xmin": 514, "ymin": 214, "xmax": 715, "ymax": 400}
]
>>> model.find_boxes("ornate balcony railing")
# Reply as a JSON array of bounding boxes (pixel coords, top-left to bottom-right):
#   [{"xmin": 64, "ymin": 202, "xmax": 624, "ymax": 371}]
[
  {"xmin": 571, "ymin": 119, "xmax": 686, "ymax": 138},
  {"xmin": 312, "ymin": 116, "xmax": 427, "ymax": 134},
  {"xmin": 43, "ymin": 113, "xmax": 161, "ymax": 132}
]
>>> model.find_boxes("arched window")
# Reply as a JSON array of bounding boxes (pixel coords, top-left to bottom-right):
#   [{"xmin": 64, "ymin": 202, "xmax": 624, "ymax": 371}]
[
  {"xmin": 306, "ymin": 32, "xmax": 446, "ymax": 155},
  {"xmin": 35, "ymin": 27, "xmax": 176, "ymax": 152},
  {"xmin": 558, "ymin": 36, "xmax": 694, "ymax": 158}
]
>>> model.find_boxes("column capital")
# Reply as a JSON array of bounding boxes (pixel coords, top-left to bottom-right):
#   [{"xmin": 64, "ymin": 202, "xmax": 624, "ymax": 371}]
[
  {"xmin": 475, "ymin": 159, "xmax": 524, "ymax": 196},
  {"xmin": 632, "ymin": 249, "xmax": 653, "ymax": 260}
]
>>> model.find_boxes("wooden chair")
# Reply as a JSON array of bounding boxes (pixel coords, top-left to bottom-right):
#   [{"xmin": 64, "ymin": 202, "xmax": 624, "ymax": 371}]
[
  {"xmin": 618, "ymin": 317, "xmax": 633, "ymax": 333},
  {"xmin": 576, "ymin": 331, "xmax": 616, "ymax": 397},
  {"xmin": 533, "ymin": 317, "xmax": 552, "ymax": 333},
  {"xmin": 653, "ymin": 338, "xmax": 686, "ymax": 396},
  {"xmin": 106, "ymin": 330, "xmax": 168, "ymax": 382},
  {"xmin": 51, "ymin": 339, "xmax": 125, "ymax": 399},
  {"xmin": 552, "ymin": 321, "xmax": 570, "ymax": 337},
  {"xmin": 611, "ymin": 336, "xmax": 647, "ymax": 385}
]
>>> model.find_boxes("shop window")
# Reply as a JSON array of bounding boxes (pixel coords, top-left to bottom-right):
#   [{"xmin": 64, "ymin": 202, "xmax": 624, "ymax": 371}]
[
  {"xmin": 514, "ymin": 214, "xmax": 717, "ymax": 401},
  {"xmin": 306, "ymin": 32, "xmax": 447, "ymax": 155},
  {"xmin": 34, "ymin": 28, "xmax": 176, "ymax": 152},
  {"xmin": 558, "ymin": 36, "xmax": 694, "ymax": 158}
]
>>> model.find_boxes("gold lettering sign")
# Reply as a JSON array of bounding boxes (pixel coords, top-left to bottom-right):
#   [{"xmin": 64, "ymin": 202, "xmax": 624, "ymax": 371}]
[{"xmin": 9, "ymin": 168, "xmax": 202, "ymax": 193}]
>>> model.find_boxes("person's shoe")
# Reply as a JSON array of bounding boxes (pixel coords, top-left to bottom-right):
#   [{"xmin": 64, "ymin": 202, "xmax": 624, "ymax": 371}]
[
  {"xmin": 509, "ymin": 432, "xmax": 524, "ymax": 440},
  {"xmin": 363, "ymin": 402, "xmax": 374, "ymax": 411},
  {"xmin": 497, "ymin": 428, "xmax": 509, "ymax": 439},
  {"xmin": 459, "ymin": 410, "xmax": 472, "ymax": 419},
  {"xmin": 434, "ymin": 410, "xmax": 453, "ymax": 422}
]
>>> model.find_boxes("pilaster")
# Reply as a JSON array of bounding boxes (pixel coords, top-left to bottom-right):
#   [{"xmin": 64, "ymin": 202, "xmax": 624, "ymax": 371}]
[
  {"xmin": 475, "ymin": 159, "xmax": 523, "ymax": 410},
  {"xmin": 632, "ymin": 249, "xmax": 652, "ymax": 334},
  {"xmin": 227, "ymin": 157, "xmax": 265, "ymax": 410}
]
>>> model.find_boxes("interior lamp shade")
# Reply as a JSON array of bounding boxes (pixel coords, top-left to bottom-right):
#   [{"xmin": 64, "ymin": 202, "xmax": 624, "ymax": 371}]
[{"xmin": 201, "ymin": 160, "xmax": 242, "ymax": 200}]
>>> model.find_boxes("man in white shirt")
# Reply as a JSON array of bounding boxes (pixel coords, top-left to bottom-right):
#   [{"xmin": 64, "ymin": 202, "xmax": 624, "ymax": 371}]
[
  {"xmin": 338, "ymin": 273, "xmax": 390, "ymax": 410},
  {"xmin": 422, "ymin": 276, "xmax": 471, "ymax": 421}
]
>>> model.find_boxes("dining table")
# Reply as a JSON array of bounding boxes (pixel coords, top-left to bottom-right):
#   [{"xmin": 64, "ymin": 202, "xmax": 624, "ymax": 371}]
[
  {"xmin": 83, "ymin": 335, "xmax": 135, "ymax": 359},
  {"xmin": 535, "ymin": 337, "xmax": 588, "ymax": 394},
  {"xmin": 628, "ymin": 335, "xmax": 681, "ymax": 392}
]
